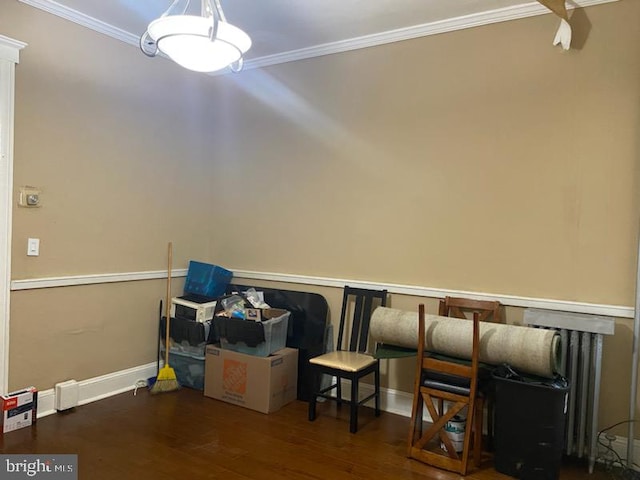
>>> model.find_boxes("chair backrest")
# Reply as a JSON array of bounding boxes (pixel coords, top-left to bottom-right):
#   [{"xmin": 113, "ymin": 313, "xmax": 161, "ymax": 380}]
[
  {"xmin": 336, "ymin": 286, "xmax": 388, "ymax": 353},
  {"xmin": 438, "ymin": 296, "xmax": 502, "ymax": 323},
  {"xmin": 411, "ymin": 304, "xmax": 482, "ymax": 474}
]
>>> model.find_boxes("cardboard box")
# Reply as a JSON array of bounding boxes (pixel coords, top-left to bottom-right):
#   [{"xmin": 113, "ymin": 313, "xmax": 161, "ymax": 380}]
[
  {"xmin": 1, "ymin": 387, "xmax": 37, "ymax": 433},
  {"xmin": 204, "ymin": 346, "xmax": 297, "ymax": 413}
]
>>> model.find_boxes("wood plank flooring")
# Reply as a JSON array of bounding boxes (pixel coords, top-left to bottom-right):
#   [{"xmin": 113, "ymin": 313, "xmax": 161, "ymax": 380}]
[{"xmin": 0, "ymin": 387, "xmax": 614, "ymax": 479}]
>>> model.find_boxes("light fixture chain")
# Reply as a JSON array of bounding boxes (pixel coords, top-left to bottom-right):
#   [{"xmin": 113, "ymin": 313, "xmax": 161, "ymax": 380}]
[
  {"xmin": 162, "ymin": 0, "xmax": 190, "ymax": 18},
  {"xmin": 212, "ymin": 0, "xmax": 227, "ymax": 22},
  {"xmin": 207, "ymin": 0, "xmax": 219, "ymax": 42}
]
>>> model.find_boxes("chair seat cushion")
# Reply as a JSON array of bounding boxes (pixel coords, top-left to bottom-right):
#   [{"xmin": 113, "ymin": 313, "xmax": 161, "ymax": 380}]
[{"xmin": 310, "ymin": 351, "xmax": 377, "ymax": 372}]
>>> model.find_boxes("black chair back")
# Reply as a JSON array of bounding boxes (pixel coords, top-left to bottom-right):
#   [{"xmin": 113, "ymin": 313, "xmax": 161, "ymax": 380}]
[{"xmin": 336, "ymin": 286, "xmax": 387, "ymax": 354}]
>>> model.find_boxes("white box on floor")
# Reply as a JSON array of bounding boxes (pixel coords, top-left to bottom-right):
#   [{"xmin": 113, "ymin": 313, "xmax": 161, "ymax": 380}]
[
  {"xmin": 1, "ymin": 387, "xmax": 37, "ymax": 433},
  {"xmin": 204, "ymin": 346, "xmax": 297, "ymax": 414}
]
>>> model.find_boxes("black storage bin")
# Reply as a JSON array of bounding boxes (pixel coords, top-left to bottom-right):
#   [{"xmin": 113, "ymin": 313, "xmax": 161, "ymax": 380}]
[
  {"xmin": 159, "ymin": 316, "xmax": 212, "ymax": 355},
  {"xmin": 159, "ymin": 316, "xmax": 211, "ymax": 390},
  {"xmin": 492, "ymin": 365, "xmax": 569, "ymax": 480}
]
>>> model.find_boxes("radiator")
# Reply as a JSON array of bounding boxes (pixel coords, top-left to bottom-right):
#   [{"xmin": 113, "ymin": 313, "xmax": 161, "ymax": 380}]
[{"xmin": 523, "ymin": 308, "xmax": 615, "ymax": 474}]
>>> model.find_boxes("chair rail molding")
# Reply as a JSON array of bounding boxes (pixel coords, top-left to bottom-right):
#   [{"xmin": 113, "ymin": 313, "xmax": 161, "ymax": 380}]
[{"xmin": 10, "ymin": 268, "xmax": 633, "ymax": 319}]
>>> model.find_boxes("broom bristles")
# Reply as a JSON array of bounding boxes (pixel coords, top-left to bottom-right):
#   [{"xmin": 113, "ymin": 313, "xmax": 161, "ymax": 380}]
[{"xmin": 150, "ymin": 365, "xmax": 180, "ymax": 394}]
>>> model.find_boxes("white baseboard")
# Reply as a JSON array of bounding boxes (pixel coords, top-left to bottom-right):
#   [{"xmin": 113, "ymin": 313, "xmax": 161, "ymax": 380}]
[
  {"xmin": 36, "ymin": 362, "xmax": 157, "ymax": 418},
  {"xmin": 378, "ymin": 385, "xmax": 414, "ymax": 418},
  {"xmin": 333, "ymin": 378, "xmax": 415, "ymax": 419},
  {"xmin": 608, "ymin": 436, "xmax": 640, "ymax": 471},
  {"xmin": 36, "ymin": 368, "xmax": 415, "ymax": 420},
  {"xmin": 33, "ymin": 363, "xmax": 640, "ymax": 472}
]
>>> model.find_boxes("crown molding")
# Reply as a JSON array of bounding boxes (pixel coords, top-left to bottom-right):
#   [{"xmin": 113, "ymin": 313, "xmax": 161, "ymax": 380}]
[
  {"xmin": 0, "ymin": 35, "xmax": 27, "ymax": 63},
  {"xmin": 18, "ymin": 0, "xmax": 140, "ymax": 46},
  {"xmin": 244, "ymin": 0, "xmax": 618, "ymax": 69},
  {"xmin": 18, "ymin": 0, "xmax": 619, "ymax": 71}
]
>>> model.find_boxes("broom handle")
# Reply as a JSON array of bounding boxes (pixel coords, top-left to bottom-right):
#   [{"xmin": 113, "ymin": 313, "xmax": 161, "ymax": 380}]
[{"xmin": 164, "ymin": 242, "xmax": 172, "ymax": 366}]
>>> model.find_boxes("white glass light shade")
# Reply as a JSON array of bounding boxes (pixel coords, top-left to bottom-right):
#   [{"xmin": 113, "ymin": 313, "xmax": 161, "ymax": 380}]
[{"xmin": 147, "ymin": 15, "xmax": 251, "ymax": 73}]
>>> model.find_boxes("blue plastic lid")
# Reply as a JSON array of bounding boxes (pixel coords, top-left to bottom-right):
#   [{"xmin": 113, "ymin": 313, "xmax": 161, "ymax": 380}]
[{"xmin": 184, "ymin": 260, "xmax": 232, "ymax": 298}]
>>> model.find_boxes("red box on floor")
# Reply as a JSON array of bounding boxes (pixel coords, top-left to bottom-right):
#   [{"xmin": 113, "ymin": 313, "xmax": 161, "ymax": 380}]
[{"xmin": 1, "ymin": 386, "xmax": 37, "ymax": 433}]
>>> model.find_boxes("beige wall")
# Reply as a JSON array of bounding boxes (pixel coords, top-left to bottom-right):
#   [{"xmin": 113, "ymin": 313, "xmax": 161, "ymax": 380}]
[
  {"xmin": 1, "ymin": 0, "xmax": 639, "ymax": 438},
  {"xmin": 209, "ymin": 2, "xmax": 640, "ymax": 307}
]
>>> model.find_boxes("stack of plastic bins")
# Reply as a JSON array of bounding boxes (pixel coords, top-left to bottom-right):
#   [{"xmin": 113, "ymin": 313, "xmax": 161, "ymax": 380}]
[
  {"xmin": 224, "ymin": 285, "xmax": 330, "ymax": 402},
  {"xmin": 160, "ymin": 316, "xmax": 211, "ymax": 390}
]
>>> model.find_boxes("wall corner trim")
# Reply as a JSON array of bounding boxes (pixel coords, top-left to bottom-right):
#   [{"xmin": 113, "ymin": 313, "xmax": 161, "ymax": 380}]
[{"xmin": 0, "ymin": 35, "xmax": 27, "ymax": 64}]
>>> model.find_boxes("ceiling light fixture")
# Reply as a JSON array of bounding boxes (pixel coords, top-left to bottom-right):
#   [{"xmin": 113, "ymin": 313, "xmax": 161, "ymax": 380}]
[{"xmin": 140, "ymin": 0, "xmax": 251, "ymax": 73}]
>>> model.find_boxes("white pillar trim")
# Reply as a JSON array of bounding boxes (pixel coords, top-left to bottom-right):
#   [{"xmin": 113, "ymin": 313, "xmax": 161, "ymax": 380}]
[{"xmin": 0, "ymin": 34, "xmax": 26, "ymax": 394}]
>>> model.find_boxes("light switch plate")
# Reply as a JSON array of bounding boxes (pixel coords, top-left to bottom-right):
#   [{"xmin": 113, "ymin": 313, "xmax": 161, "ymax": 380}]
[{"xmin": 27, "ymin": 238, "xmax": 39, "ymax": 256}]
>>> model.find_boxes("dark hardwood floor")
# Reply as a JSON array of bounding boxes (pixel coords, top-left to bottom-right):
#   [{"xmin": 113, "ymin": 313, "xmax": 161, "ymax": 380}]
[{"xmin": 0, "ymin": 387, "xmax": 617, "ymax": 479}]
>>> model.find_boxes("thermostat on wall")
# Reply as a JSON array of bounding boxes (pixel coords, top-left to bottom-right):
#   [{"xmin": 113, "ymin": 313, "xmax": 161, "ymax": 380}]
[{"xmin": 18, "ymin": 186, "xmax": 41, "ymax": 207}]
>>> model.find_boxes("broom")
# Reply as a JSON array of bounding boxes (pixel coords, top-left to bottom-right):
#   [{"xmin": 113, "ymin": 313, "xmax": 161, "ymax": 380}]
[{"xmin": 150, "ymin": 241, "xmax": 180, "ymax": 394}]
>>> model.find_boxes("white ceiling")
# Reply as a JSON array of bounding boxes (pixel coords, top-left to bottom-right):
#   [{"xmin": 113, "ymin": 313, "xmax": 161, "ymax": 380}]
[{"xmin": 17, "ymin": 0, "xmax": 616, "ymax": 70}]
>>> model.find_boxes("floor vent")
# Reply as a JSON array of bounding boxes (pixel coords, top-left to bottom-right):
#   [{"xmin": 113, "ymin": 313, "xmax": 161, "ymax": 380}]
[{"xmin": 55, "ymin": 380, "xmax": 79, "ymax": 411}]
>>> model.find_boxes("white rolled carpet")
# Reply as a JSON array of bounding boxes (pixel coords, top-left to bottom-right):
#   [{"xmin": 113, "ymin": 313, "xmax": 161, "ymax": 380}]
[{"xmin": 370, "ymin": 307, "xmax": 560, "ymax": 378}]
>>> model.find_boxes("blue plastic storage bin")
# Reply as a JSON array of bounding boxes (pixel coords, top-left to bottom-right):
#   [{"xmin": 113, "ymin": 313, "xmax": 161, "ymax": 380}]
[{"xmin": 184, "ymin": 261, "xmax": 232, "ymax": 298}]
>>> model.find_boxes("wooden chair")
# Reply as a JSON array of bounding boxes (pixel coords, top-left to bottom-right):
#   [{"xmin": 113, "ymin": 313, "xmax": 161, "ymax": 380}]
[
  {"xmin": 407, "ymin": 304, "xmax": 483, "ymax": 475},
  {"xmin": 439, "ymin": 295, "xmax": 502, "ymax": 447},
  {"xmin": 438, "ymin": 296, "xmax": 501, "ymax": 323},
  {"xmin": 308, "ymin": 286, "xmax": 388, "ymax": 433}
]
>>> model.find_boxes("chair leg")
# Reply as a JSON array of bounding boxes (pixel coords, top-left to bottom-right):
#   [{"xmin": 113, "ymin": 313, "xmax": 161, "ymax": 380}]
[
  {"xmin": 308, "ymin": 389, "xmax": 317, "ymax": 422},
  {"xmin": 474, "ymin": 397, "xmax": 484, "ymax": 467},
  {"xmin": 416, "ymin": 396, "xmax": 424, "ymax": 439},
  {"xmin": 407, "ymin": 387, "xmax": 423, "ymax": 456},
  {"xmin": 350, "ymin": 379, "xmax": 358, "ymax": 433},
  {"xmin": 487, "ymin": 395, "xmax": 494, "ymax": 451},
  {"xmin": 336, "ymin": 376, "xmax": 343, "ymax": 406},
  {"xmin": 374, "ymin": 363, "xmax": 381, "ymax": 417}
]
